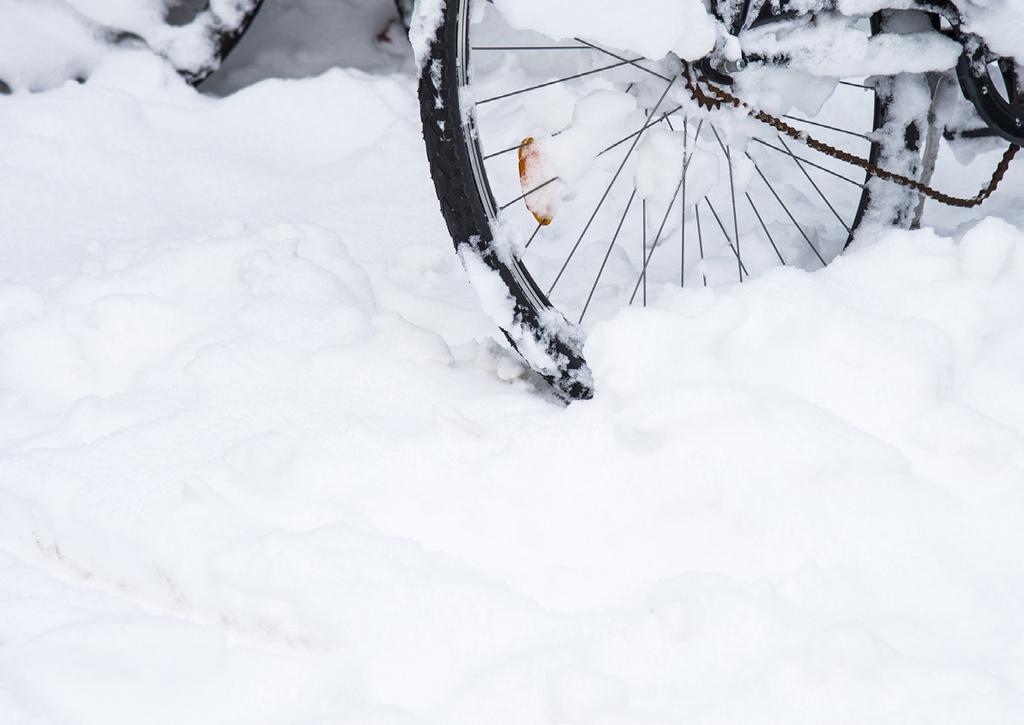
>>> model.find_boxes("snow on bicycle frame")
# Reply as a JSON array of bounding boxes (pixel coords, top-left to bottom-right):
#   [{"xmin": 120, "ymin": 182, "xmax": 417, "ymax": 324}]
[{"xmin": 0, "ymin": 0, "xmax": 265, "ymax": 91}]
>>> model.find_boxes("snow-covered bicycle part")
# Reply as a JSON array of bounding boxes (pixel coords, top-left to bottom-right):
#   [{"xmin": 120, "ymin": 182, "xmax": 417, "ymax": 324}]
[
  {"xmin": 418, "ymin": 0, "xmax": 1021, "ymax": 401},
  {"xmin": 0, "ymin": 0, "xmax": 265, "ymax": 91}
]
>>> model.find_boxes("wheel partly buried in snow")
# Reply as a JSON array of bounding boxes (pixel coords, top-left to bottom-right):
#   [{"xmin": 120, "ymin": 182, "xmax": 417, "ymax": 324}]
[{"xmin": 419, "ymin": 2, "xmax": 941, "ymax": 401}]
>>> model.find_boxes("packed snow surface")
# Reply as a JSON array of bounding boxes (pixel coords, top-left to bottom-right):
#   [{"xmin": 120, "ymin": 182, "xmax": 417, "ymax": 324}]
[{"xmin": 3, "ymin": 1, "xmax": 1024, "ymax": 724}]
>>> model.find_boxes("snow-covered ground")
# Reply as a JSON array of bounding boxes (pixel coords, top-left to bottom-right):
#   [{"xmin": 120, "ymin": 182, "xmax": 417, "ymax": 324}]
[{"xmin": 2, "ymin": 2, "xmax": 1024, "ymax": 723}]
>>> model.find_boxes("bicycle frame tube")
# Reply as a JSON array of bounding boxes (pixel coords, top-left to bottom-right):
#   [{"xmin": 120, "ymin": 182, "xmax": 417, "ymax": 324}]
[
  {"xmin": 719, "ymin": 0, "xmax": 963, "ymax": 33},
  {"xmin": 713, "ymin": 0, "xmax": 1024, "ymax": 143},
  {"xmin": 711, "ymin": 0, "xmax": 959, "ymax": 74}
]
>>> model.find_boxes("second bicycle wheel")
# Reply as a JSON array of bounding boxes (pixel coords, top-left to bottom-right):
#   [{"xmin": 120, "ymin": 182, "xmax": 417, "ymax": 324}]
[{"xmin": 420, "ymin": 1, "xmax": 921, "ymax": 400}]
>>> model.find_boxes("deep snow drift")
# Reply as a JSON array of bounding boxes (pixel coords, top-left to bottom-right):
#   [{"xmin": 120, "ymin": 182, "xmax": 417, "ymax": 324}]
[{"xmin": 2, "ymin": 2, "xmax": 1024, "ymax": 724}]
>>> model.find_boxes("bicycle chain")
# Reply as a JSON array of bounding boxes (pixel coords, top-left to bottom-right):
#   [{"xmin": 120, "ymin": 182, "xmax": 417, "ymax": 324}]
[{"xmin": 682, "ymin": 62, "xmax": 1020, "ymax": 209}]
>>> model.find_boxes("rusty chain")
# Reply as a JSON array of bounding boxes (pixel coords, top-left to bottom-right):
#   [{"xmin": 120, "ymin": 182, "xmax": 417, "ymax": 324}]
[{"xmin": 682, "ymin": 62, "xmax": 1020, "ymax": 209}]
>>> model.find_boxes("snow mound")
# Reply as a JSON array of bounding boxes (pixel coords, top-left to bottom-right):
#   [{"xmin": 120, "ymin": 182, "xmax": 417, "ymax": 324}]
[
  {"xmin": 2, "ymin": 5, "xmax": 1024, "ymax": 725},
  {"xmin": 4, "ymin": 211, "xmax": 1024, "ymax": 723}
]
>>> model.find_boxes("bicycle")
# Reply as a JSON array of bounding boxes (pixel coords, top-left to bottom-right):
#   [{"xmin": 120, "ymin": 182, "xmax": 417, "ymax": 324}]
[{"xmin": 417, "ymin": 0, "xmax": 1024, "ymax": 401}]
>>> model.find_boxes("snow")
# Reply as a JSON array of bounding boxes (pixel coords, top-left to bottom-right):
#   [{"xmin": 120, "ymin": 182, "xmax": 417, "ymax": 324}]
[
  {"xmin": 492, "ymin": 0, "xmax": 717, "ymax": 62},
  {"xmin": 0, "ymin": 0, "xmax": 241, "ymax": 89},
  {"xmin": 2, "ymin": 2, "xmax": 1024, "ymax": 724},
  {"xmin": 740, "ymin": 13, "xmax": 963, "ymax": 77},
  {"xmin": 959, "ymin": 1, "xmax": 1024, "ymax": 62},
  {"xmin": 635, "ymin": 128, "xmax": 687, "ymax": 202}
]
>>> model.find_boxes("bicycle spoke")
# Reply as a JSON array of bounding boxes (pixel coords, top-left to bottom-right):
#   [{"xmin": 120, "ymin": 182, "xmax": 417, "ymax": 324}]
[
  {"xmin": 628, "ymin": 119, "xmax": 704, "ymax": 302},
  {"xmin": 548, "ymin": 77, "xmax": 678, "ymax": 295},
  {"xmin": 682, "ymin": 117, "xmax": 688, "ymax": 288},
  {"xmin": 686, "ymin": 119, "xmax": 705, "ymax": 164},
  {"xmin": 596, "ymin": 106, "xmax": 683, "ymax": 157},
  {"xmin": 776, "ymin": 134, "xmax": 851, "ymax": 233},
  {"xmin": 524, "ymin": 222, "xmax": 544, "ymax": 249},
  {"xmin": 472, "ymin": 45, "xmax": 590, "ymax": 51},
  {"xmin": 709, "ymin": 127, "xmax": 743, "ymax": 281},
  {"xmin": 746, "ymin": 192, "xmax": 786, "ymax": 265},
  {"xmin": 628, "ymin": 171, "xmax": 685, "ymax": 304},
  {"xmin": 695, "ymin": 203, "xmax": 707, "ymax": 288},
  {"xmin": 579, "ymin": 187, "xmax": 638, "ymax": 323},
  {"xmin": 749, "ymin": 138, "xmax": 864, "ymax": 188},
  {"xmin": 705, "ymin": 197, "xmax": 749, "ymax": 280},
  {"xmin": 681, "ymin": 117, "xmax": 708, "ymax": 289},
  {"xmin": 641, "ymin": 199, "xmax": 648, "ymax": 306},
  {"xmin": 746, "ymin": 152, "xmax": 826, "ymax": 266},
  {"xmin": 487, "ymin": 105, "xmax": 682, "ymax": 164},
  {"xmin": 499, "ymin": 175, "xmax": 561, "ymax": 210},
  {"xmin": 477, "ymin": 58, "xmax": 642, "ymax": 106},
  {"xmin": 572, "ymin": 38, "xmax": 673, "ymax": 83},
  {"xmin": 484, "ymin": 141, "xmax": 529, "ymax": 161},
  {"xmin": 782, "ymin": 115, "xmax": 871, "ymax": 141}
]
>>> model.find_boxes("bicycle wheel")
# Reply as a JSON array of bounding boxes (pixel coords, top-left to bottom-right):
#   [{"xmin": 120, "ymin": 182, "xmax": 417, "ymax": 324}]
[{"xmin": 419, "ymin": 2, "xmax": 943, "ymax": 401}]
